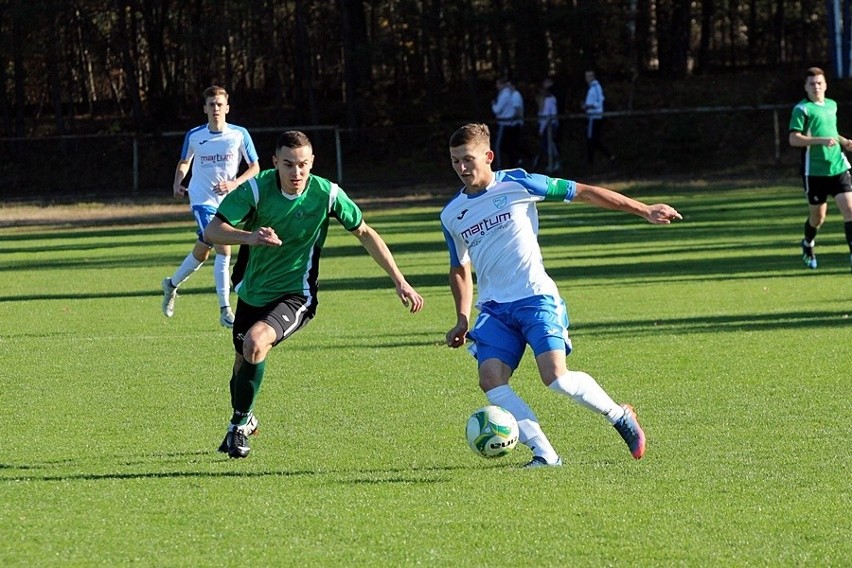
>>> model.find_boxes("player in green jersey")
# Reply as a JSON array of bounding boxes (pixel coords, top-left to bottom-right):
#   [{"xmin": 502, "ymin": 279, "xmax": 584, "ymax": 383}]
[
  {"xmin": 788, "ymin": 67, "xmax": 852, "ymax": 271},
  {"xmin": 203, "ymin": 130, "xmax": 425, "ymax": 458}
]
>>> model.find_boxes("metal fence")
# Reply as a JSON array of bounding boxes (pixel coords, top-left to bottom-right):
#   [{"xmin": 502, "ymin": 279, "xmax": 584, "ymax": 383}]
[{"xmin": 0, "ymin": 104, "xmax": 815, "ymax": 202}]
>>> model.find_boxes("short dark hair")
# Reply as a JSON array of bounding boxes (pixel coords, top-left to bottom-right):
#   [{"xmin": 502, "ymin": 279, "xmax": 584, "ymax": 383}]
[
  {"xmin": 276, "ymin": 130, "xmax": 312, "ymax": 151},
  {"xmin": 806, "ymin": 67, "xmax": 825, "ymax": 79},
  {"xmin": 449, "ymin": 123, "xmax": 491, "ymax": 148}
]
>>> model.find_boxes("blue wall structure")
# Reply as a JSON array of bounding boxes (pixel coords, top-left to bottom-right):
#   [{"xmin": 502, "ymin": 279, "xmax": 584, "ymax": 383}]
[{"xmin": 827, "ymin": 0, "xmax": 852, "ymax": 77}]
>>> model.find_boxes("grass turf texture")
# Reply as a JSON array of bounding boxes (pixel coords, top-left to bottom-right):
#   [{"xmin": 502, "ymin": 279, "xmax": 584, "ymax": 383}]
[{"xmin": 0, "ymin": 180, "xmax": 849, "ymax": 566}]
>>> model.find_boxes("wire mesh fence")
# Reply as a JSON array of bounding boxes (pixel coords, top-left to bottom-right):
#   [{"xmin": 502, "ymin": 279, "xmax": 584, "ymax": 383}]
[{"xmin": 0, "ymin": 105, "xmax": 814, "ymax": 202}]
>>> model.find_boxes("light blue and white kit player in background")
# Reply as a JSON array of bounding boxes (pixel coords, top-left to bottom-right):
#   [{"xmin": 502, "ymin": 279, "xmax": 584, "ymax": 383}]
[
  {"xmin": 162, "ymin": 85, "xmax": 260, "ymax": 328},
  {"xmin": 441, "ymin": 123, "xmax": 682, "ymax": 468}
]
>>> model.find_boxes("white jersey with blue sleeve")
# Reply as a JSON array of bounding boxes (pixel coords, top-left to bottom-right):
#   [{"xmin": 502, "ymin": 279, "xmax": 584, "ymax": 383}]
[
  {"xmin": 180, "ymin": 123, "xmax": 259, "ymax": 207},
  {"xmin": 584, "ymin": 80, "xmax": 605, "ymax": 118},
  {"xmin": 440, "ymin": 168, "xmax": 576, "ymax": 306}
]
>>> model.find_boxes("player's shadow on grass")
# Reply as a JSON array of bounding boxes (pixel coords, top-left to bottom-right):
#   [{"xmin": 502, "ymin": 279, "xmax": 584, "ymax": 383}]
[
  {"xmin": 0, "ymin": 251, "xmax": 204, "ymax": 273},
  {"xmin": 0, "ymin": 224, "xmax": 191, "ymax": 244},
  {"xmin": 291, "ymin": 328, "xmax": 452, "ymax": 350},
  {"xmin": 573, "ymin": 310, "xmax": 850, "ymax": 339},
  {"xmin": 547, "ymin": 252, "xmax": 849, "ymax": 284},
  {"xmin": 0, "ymin": 455, "xmax": 471, "ymax": 484},
  {"xmin": 0, "ymin": 279, "xmax": 443, "ymax": 303},
  {"xmin": 0, "ymin": 287, "xmax": 192, "ymax": 303}
]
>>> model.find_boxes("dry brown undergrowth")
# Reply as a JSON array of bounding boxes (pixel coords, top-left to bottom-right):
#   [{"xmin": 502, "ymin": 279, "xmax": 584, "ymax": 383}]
[{"xmin": 0, "ymin": 190, "xmax": 446, "ymax": 229}]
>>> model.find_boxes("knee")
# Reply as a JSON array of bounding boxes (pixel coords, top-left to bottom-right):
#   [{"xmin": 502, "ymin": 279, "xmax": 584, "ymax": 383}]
[
  {"xmin": 479, "ymin": 376, "xmax": 500, "ymax": 392},
  {"xmin": 241, "ymin": 334, "xmax": 270, "ymax": 365},
  {"xmin": 479, "ymin": 372, "xmax": 510, "ymax": 392},
  {"xmin": 193, "ymin": 245, "xmax": 212, "ymax": 262}
]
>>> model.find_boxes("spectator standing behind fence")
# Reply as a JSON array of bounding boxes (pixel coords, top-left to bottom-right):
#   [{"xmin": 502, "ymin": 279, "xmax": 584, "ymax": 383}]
[
  {"xmin": 535, "ymin": 78, "xmax": 560, "ymax": 173},
  {"xmin": 492, "ymin": 76, "xmax": 524, "ymax": 169},
  {"xmin": 161, "ymin": 85, "xmax": 261, "ymax": 328},
  {"xmin": 788, "ymin": 66, "xmax": 852, "ymax": 272},
  {"xmin": 582, "ymin": 70, "xmax": 615, "ymax": 165}
]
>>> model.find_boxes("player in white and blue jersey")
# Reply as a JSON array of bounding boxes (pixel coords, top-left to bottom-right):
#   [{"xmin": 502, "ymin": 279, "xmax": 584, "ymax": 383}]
[
  {"xmin": 441, "ymin": 123, "xmax": 681, "ymax": 467},
  {"xmin": 161, "ymin": 85, "xmax": 260, "ymax": 328}
]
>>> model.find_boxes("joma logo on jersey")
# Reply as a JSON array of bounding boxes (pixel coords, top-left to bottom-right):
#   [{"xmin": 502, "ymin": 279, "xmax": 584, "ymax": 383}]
[
  {"xmin": 460, "ymin": 211, "xmax": 511, "ymax": 241},
  {"xmin": 199, "ymin": 152, "xmax": 235, "ymax": 164}
]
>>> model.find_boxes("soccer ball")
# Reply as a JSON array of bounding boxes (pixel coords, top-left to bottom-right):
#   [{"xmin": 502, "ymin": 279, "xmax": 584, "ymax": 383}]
[{"xmin": 465, "ymin": 405, "xmax": 519, "ymax": 458}]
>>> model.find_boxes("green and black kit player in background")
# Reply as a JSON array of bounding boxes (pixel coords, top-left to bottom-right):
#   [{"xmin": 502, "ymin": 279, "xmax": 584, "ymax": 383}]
[
  {"xmin": 788, "ymin": 66, "xmax": 852, "ymax": 271},
  {"xmin": 204, "ymin": 130, "xmax": 425, "ymax": 458}
]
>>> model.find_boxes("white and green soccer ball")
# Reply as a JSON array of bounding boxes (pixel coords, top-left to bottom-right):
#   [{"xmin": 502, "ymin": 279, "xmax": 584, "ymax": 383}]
[{"xmin": 465, "ymin": 405, "xmax": 519, "ymax": 458}]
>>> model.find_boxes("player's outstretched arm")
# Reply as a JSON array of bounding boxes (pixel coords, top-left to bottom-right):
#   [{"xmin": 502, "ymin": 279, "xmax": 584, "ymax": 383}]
[
  {"xmin": 573, "ymin": 183, "xmax": 682, "ymax": 225},
  {"xmin": 351, "ymin": 222, "xmax": 424, "ymax": 313},
  {"xmin": 203, "ymin": 217, "xmax": 282, "ymax": 247}
]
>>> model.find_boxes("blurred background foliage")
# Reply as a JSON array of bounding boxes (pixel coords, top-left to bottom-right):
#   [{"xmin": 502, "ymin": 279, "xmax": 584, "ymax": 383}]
[{"xmin": 0, "ymin": 0, "xmax": 847, "ymax": 196}]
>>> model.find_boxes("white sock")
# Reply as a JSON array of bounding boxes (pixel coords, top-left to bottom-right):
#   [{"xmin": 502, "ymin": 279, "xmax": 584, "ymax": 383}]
[
  {"xmin": 214, "ymin": 254, "xmax": 231, "ymax": 309},
  {"xmin": 549, "ymin": 371, "xmax": 625, "ymax": 424},
  {"xmin": 170, "ymin": 253, "xmax": 204, "ymax": 287},
  {"xmin": 485, "ymin": 384, "xmax": 559, "ymax": 463}
]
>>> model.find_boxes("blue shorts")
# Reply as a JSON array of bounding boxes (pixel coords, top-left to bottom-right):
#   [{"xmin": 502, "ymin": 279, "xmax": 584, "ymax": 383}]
[
  {"xmin": 467, "ymin": 295, "xmax": 573, "ymax": 370},
  {"xmin": 191, "ymin": 205, "xmax": 218, "ymax": 245}
]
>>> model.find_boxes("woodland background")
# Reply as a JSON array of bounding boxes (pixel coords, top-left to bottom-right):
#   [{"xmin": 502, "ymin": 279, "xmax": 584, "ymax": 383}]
[{"xmin": 1, "ymin": 0, "xmax": 851, "ymax": 197}]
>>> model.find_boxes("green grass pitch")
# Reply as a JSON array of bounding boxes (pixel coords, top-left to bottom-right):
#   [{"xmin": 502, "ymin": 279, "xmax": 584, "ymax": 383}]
[{"xmin": 0, "ymin": 180, "xmax": 849, "ymax": 566}]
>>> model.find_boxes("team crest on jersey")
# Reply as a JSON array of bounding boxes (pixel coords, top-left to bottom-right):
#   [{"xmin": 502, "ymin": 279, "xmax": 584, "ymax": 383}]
[{"xmin": 492, "ymin": 196, "xmax": 508, "ymax": 209}]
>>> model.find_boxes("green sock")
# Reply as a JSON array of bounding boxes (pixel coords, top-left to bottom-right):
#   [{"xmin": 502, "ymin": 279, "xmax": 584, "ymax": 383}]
[{"xmin": 230, "ymin": 360, "xmax": 266, "ymax": 425}]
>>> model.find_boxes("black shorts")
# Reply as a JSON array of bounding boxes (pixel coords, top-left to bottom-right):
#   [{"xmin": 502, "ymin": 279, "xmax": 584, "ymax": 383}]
[
  {"xmin": 232, "ymin": 294, "xmax": 316, "ymax": 354},
  {"xmin": 803, "ymin": 170, "xmax": 852, "ymax": 205}
]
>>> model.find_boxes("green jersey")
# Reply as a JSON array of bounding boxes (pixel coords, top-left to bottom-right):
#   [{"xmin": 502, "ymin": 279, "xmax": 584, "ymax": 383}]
[
  {"xmin": 217, "ymin": 169, "xmax": 363, "ymax": 307},
  {"xmin": 789, "ymin": 97, "xmax": 851, "ymax": 176}
]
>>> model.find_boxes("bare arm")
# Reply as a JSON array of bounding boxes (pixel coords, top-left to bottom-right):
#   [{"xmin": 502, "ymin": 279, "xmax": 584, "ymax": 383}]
[
  {"xmin": 789, "ymin": 131, "xmax": 839, "ymax": 149},
  {"xmin": 573, "ymin": 183, "xmax": 682, "ymax": 225},
  {"xmin": 214, "ymin": 161, "xmax": 261, "ymax": 195},
  {"xmin": 350, "ymin": 222, "xmax": 424, "ymax": 313},
  {"xmin": 203, "ymin": 216, "xmax": 282, "ymax": 247},
  {"xmin": 172, "ymin": 159, "xmax": 192, "ymax": 198},
  {"xmin": 446, "ymin": 263, "xmax": 473, "ymax": 348},
  {"xmin": 837, "ymin": 135, "xmax": 852, "ymax": 152}
]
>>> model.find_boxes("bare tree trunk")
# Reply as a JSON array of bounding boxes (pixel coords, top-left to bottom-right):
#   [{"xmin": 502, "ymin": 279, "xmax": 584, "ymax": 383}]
[
  {"xmin": 773, "ymin": 0, "xmax": 785, "ymax": 64},
  {"xmin": 670, "ymin": 0, "xmax": 691, "ymax": 77},
  {"xmin": 423, "ymin": 0, "xmax": 445, "ymax": 88},
  {"xmin": 139, "ymin": 0, "xmax": 174, "ymax": 125},
  {"xmin": 338, "ymin": 0, "xmax": 370, "ymax": 129},
  {"xmin": 697, "ymin": 0, "xmax": 715, "ymax": 74},
  {"xmin": 72, "ymin": 6, "xmax": 97, "ymax": 116},
  {"xmin": 12, "ymin": 6, "xmax": 26, "ymax": 137},
  {"xmin": 116, "ymin": 0, "xmax": 145, "ymax": 130},
  {"xmin": 48, "ymin": 12, "xmax": 65, "ymax": 136},
  {"xmin": 294, "ymin": 0, "xmax": 318, "ymax": 125}
]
